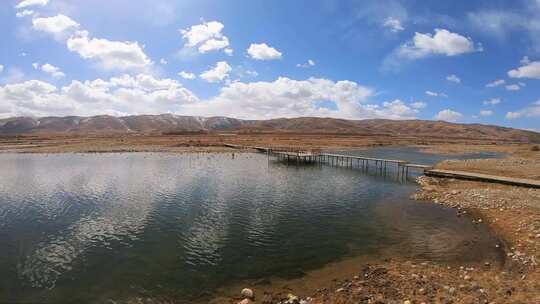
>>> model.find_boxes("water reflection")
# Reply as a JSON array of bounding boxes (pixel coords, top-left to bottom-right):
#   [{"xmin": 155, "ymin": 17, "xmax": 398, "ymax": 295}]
[{"xmin": 0, "ymin": 152, "xmax": 501, "ymax": 303}]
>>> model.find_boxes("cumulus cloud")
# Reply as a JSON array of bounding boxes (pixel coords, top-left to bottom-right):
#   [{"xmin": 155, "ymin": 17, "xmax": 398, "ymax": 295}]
[
  {"xmin": 180, "ymin": 21, "xmax": 231, "ymax": 54},
  {"xmin": 16, "ymin": 10, "xmax": 35, "ymax": 18},
  {"xmin": 297, "ymin": 59, "xmax": 316, "ymax": 68},
  {"xmin": 425, "ymin": 90, "xmax": 448, "ymax": 97},
  {"xmin": 182, "ymin": 77, "xmax": 377, "ymax": 120},
  {"xmin": 32, "ymin": 14, "xmax": 80, "ymax": 35},
  {"xmin": 0, "ymin": 72, "xmax": 430, "ymax": 120},
  {"xmin": 482, "ymin": 98, "xmax": 501, "ymax": 105},
  {"xmin": 247, "ymin": 43, "xmax": 282, "ymax": 60},
  {"xmin": 378, "ymin": 100, "xmax": 419, "ymax": 119},
  {"xmin": 26, "ymin": 12, "xmax": 152, "ymax": 71},
  {"xmin": 67, "ymin": 30, "xmax": 152, "ymax": 70},
  {"xmin": 480, "ymin": 110, "xmax": 493, "ymax": 116},
  {"xmin": 446, "ymin": 74, "xmax": 461, "ymax": 83},
  {"xmin": 410, "ymin": 101, "xmax": 427, "ymax": 109},
  {"xmin": 15, "ymin": 0, "xmax": 48, "ymax": 9},
  {"xmin": 178, "ymin": 71, "xmax": 196, "ymax": 80},
  {"xmin": 199, "ymin": 61, "xmax": 232, "ymax": 83},
  {"xmin": 35, "ymin": 63, "xmax": 65, "ymax": 78},
  {"xmin": 435, "ymin": 109, "xmax": 462, "ymax": 122},
  {"xmin": 0, "ymin": 74, "xmax": 199, "ymax": 118},
  {"xmin": 508, "ymin": 61, "xmax": 540, "ymax": 79},
  {"xmin": 505, "ymin": 84, "xmax": 520, "ymax": 91},
  {"xmin": 383, "ymin": 17, "xmax": 404, "ymax": 32},
  {"xmin": 485, "ymin": 79, "xmax": 505, "ymax": 88},
  {"xmin": 505, "ymin": 99, "xmax": 540, "ymax": 120},
  {"xmin": 397, "ymin": 29, "xmax": 480, "ymax": 60}
]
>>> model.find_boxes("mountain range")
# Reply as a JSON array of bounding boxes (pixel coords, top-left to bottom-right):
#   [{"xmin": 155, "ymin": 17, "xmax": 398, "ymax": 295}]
[{"xmin": 1, "ymin": 114, "xmax": 539, "ymax": 143}]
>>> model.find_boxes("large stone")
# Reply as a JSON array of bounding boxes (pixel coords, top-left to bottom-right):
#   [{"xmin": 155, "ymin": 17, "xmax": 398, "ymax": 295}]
[{"xmin": 241, "ymin": 288, "xmax": 254, "ymax": 299}]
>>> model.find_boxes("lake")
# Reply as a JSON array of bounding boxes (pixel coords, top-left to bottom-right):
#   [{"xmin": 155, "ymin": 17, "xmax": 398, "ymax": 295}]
[{"xmin": 0, "ymin": 150, "xmax": 502, "ymax": 303}]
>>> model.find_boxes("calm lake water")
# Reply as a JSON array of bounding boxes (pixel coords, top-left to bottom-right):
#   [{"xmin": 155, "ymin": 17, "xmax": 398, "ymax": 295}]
[{"xmin": 0, "ymin": 150, "xmax": 502, "ymax": 303}]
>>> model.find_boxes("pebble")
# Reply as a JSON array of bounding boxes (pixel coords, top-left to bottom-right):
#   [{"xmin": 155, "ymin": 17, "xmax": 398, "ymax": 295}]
[
  {"xmin": 404, "ymin": 301, "xmax": 411, "ymax": 304},
  {"xmin": 237, "ymin": 299, "xmax": 252, "ymax": 304}
]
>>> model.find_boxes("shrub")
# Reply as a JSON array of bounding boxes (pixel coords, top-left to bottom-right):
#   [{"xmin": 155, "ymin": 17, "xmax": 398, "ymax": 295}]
[{"xmin": 532, "ymin": 145, "xmax": 540, "ymax": 152}]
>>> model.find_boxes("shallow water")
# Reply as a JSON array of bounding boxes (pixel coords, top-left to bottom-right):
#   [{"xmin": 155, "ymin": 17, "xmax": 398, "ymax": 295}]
[{"xmin": 0, "ymin": 151, "xmax": 501, "ymax": 303}]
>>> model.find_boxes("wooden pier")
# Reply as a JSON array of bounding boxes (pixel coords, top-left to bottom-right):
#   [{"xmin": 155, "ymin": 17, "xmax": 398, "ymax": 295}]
[
  {"xmin": 425, "ymin": 169, "xmax": 540, "ymax": 189},
  {"xmin": 224, "ymin": 144, "xmax": 540, "ymax": 188}
]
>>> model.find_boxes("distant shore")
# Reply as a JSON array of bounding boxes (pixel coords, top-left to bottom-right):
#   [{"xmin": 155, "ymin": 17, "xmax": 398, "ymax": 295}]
[{"xmin": 0, "ymin": 132, "xmax": 531, "ymax": 155}]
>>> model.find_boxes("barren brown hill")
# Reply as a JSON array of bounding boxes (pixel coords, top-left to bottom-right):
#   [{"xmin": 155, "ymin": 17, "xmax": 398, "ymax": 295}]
[{"xmin": 0, "ymin": 115, "xmax": 539, "ymax": 143}]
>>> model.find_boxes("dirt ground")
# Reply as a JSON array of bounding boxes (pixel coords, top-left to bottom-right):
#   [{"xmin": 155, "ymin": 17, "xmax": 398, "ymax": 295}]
[{"xmin": 2, "ymin": 134, "xmax": 540, "ymax": 304}]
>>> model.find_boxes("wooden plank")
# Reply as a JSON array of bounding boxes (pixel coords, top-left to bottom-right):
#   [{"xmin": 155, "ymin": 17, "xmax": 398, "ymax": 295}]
[
  {"xmin": 321, "ymin": 153, "xmax": 407, "ymax": 164},
  {"xmin": 425, "ymin": 169, "xmax": 540, "ymax": 189},
  {"xmin": 405, "ymin": 164, "xmax": 433, "ymax": 169}
]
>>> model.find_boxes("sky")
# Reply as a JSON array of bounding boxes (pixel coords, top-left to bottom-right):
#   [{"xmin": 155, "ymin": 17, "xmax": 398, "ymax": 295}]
[{"xmin": 0, "ymin": 0, "xmax": 539, "ymax": 131}]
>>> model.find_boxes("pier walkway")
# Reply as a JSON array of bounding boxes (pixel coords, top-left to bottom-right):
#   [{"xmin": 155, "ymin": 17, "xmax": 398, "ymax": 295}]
[
  {"xmin": 425, "ymin": 169, "xmax": 540, "ymax": 189},
  {"xmin": 224, "ymin": 144, "xmax": 540, "ymax": 188}
]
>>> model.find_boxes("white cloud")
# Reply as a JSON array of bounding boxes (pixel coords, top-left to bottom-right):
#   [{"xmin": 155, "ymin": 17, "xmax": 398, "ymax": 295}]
[
  {"xmin": 180, "ymin": 21, "xmax": 231, "ymax": 54},
  {"xmin": 159, "ymin": 58, "xmax": 167, "ymax": 65},
  {"xmin": 506, "ymin": 112, "xmax": 522, "ymax": 119},
  {"xmin": 425, "ymin": 90, "xmax": 448, "ymax": 97},
  {"xmin": 247, "ymin": 43, "xmax": 282, "ymax": 60},
  {"xmin": 435, "ymin": 109, "xmax": 462, "ymax": 122},
  {"xmin": 297, "ymin": 59, "xmax": 316, "ymax": 68},
  {"xmin": 508, "ymin": 61, "xmax": 540, "ymax": 79},
  {"xmin": 521, "ymin": 56, "xmax": 530, "ymax": 65},
  {"xmin": 224, "ymin": 48, "xmax": 233, "ymax": 56},
  {"xmin": 0, "ymin": 74, "xmax": 428, "ymax": 120},
  {"xmin": 398, "ymin": 29, "xmax": 480, "ymax": 59},
  {"xmin": 0, "ymin": 74, "xmax": 199, "ymax": 118},
  {"xmin": 485, "ymin": 79, "xmax": 505, "ymax": 88},
  {"xmin": 505, "ymin": 84, "xmax": 520, "ymax": 91},
  {"xmin": 182, "ymin": 77, "xmax": 377, "ymax": 120},
  {"xmin": 67, "ymin": 30, "xmax": 152, "ymax": 70},
  {"xmin": 39, "ymin": 63, "xmax": 65, "ymax": 78},
  {"xmin": 410, "ymin": 101, "xmax": 427, "ymax": 109},
  {"xmin": 383, "ymin": 17, "xmax": 404, "ymax": 32},
  {"xmin": 378, "ymin": 100, "xmax": 419, "ymax": 119},
  {"xmin": 199, "ymin": 61, "xmax": 232, "ymax": 83},
  {"xmin": 504, "ymin": 99, "xmax": 540, "ymax": 120},
  {"xmin": 480, "ymin": 110, "xmax": 493, "ymax": 116},
  {"xmin": 16, "ymin": 10, "xmax": 35, "ymax": 18},
  {"xmin": 178, "ymin": 71, "xmax": 195, "ymax": 80},
  {"xmin": 446, "ymin": 74, "xmax": 461, "ymax": 83},
  {"xmin": 0, "ymin": 65, "xmax": 3, "ymax": 73},
  {"xmin": 32, "ymin": 14, "xmax": 80, "ymax": 34},
  {"xmin": 482, "ymin": 98, "xmax": 501, "ymax": 105},
  {"xmin": 467, "ymin": 8, "xmax": 540, "ymax": 52},
  {"xmin": 244, "ymin": 70, "xmax": 258, "ymax": 77},
  {"xmin": 15, "ymin": 0, "xmax": 48, "ymax": 9}
]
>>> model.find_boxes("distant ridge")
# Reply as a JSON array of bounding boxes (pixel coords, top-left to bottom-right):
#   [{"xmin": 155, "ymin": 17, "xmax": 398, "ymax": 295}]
[{"xmin": 1, "ymin": 114, "xmax": 539, "ymax": 143}]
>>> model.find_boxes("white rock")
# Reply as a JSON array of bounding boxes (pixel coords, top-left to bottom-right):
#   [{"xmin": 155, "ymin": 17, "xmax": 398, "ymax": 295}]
[{"xmin": 241, "ymin": 288, "xmax": 254, "ymax": 299}]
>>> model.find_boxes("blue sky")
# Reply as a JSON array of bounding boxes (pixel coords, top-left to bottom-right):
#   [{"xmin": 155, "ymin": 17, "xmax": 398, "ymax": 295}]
[{"xmin": 0, "ymin": 0, "xmax": 539, "ymax": 131}]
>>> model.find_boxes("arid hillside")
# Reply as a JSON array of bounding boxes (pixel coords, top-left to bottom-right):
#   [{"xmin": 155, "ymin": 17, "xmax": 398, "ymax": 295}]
[{"xmin": 1, "ymin": 115, "xmax": 539, "ymax": 143}]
